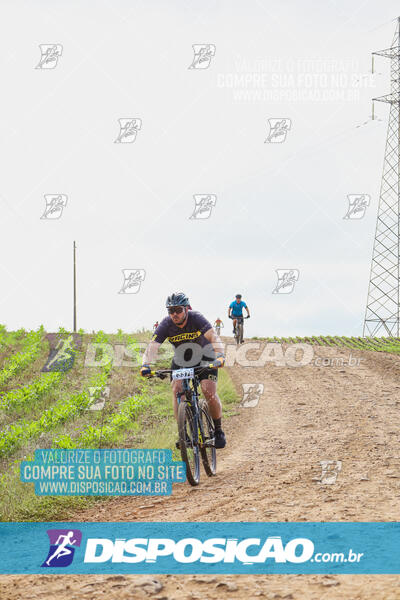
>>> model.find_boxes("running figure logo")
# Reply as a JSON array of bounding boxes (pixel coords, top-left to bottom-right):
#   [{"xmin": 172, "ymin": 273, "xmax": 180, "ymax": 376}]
[
  {"xmin": 265, "ymin": 118, "xmax": 291, "ymax": 143},
  {"xmin": 114, "ymin": 118, "xmax": 142, "ymax": 143},
  {"xmin": 188, "ymin": 44, "xmax": 216, "ymax": 69},
  {"xmin": 241, "ymin": 383, "xmax": 264, "ymax": 408},
  {"xmin": 272, "ymin": 269, "xmax": 299, "ymax": 294},
  {"xmin": 35, "ymin": 44, "xmax": 63, "ymax": 69},
  {"xmin": 42, "ymin": 529, "xmax": 82, "ymax": 567},
  {"xmin": 315, "ymin": 460, "xmax": 342, "ymax": 485},
  {"xmin": 41, "ymin": 333, "xmax": 82, "ymax": 372},
  {"xmin": 343, "ymin": 194, "xmax": 370, "ymax": 220},
  {"xmin": 189, "ymin": 194, "xmax": 217, "ymax": 219},
  {"xmin": 40, "ymin": 194, "xmax": 67, "ymax": 220},
  {"xmin": 118, "ymin": 269, "xmax": 146, "ymax": 294},
  {"xmin": 87, "ymin": 385, "xmax": 110, "ymax": 411}
]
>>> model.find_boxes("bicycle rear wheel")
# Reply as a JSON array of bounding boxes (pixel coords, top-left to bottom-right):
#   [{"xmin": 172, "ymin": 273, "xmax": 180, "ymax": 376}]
[
  {"xmin": 199, "ymin": 399, "xmax": 216, "ymax": 476},
  {"xmin": 178, "ymin": 401, "xmax": 200, "ymax": 486}
]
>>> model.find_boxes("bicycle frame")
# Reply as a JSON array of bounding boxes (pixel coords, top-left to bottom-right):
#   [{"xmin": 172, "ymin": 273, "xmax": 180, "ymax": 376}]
[
  {"xmin": 232, "ymin": 315, "xmax": 244, "ymax": 344},
  {"xmin": 152, "ymin": 366, "xmax": 212, "ymax": 449},
  {"xmin": 179, "ymin": 367, "xmax": 218, "ymax": 449},
  {"xmin": 150, "ymin": 365, "xmax": 217, "ymax": 485}
]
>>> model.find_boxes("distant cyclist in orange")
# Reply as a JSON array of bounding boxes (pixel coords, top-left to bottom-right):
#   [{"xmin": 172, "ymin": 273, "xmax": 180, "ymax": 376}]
[{"xmin": 214, "ymin": 318, "xmax": 224, "ymax": 336}]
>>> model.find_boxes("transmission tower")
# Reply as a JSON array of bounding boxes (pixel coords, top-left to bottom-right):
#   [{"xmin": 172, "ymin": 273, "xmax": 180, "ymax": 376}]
[{"xmin": 363, "ymin": 17, "xmax": 400, "ymax": 337}]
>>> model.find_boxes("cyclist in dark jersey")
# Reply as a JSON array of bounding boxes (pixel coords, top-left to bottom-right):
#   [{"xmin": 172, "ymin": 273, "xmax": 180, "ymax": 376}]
[{"xmin": 141, "ymin": 292, "xmax": 226, "ymax": 448}]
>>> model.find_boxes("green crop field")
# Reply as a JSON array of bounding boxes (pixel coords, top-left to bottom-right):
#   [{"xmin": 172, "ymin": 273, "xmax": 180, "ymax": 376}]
[{"xmin": 258, "ymin": 335, "xmax": 400, "ymax": 354}]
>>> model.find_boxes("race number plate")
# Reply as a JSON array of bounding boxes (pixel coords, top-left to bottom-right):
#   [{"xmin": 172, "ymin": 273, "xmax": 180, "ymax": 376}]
[{"xmin": 171, "ymin": 368, "xmax": 194, "ymax": 380}]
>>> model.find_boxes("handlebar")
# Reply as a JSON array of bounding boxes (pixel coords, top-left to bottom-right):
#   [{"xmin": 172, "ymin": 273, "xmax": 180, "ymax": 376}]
[{"xmin": 149, "ymin": 364, "xmax": 220, "ymax": 379}]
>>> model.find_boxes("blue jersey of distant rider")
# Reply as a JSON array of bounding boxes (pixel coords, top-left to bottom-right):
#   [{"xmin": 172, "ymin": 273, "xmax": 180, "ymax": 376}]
[{"xmin": 229, "ymin": 300, "xmax": 247, "ymax": 317}]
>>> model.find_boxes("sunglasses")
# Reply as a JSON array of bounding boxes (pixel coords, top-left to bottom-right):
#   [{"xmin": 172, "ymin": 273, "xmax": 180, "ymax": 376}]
[{"xmin": 168, "ymin": 306, "xmax": 184, "ymax": 315}]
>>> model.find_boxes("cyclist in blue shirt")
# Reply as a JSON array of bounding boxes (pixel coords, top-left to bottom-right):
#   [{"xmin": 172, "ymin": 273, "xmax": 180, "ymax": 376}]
[{"xmin": 228, "ymin": 294, "xmax": 250, "ymax": 333}]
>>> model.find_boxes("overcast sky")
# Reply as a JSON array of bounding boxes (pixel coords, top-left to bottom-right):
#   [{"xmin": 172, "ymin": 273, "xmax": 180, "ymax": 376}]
[{"xmin": 0, "ymin": 0, "xmax": 399, "ymax": 337}]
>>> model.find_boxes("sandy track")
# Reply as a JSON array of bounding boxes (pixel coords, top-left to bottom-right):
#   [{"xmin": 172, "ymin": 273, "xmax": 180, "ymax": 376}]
[{"xmin": 1, "ymin": 342, "xmax": 400, "ymax": 599}]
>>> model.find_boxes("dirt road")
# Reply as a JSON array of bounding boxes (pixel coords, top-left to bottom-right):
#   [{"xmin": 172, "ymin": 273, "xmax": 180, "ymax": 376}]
[{"xmin": 1, "ymin": 342, "xmax": 400, "ymax": 599}]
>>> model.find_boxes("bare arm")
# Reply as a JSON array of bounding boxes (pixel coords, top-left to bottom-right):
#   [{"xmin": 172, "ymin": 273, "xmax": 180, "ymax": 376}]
[
  {"xmin": 204, "ymin": 328, "xmax": 224, "ymax": 355},
  {"xmin": 142, "ymin": 340, "xmax": 161, "ymax": 365},
  {"xmin": 245, "ymin": 305, "xmax": 250, "ymax": 316}
]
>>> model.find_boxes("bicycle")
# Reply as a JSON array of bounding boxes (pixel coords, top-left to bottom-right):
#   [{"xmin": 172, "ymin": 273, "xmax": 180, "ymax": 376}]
[
  {"xmin": 229, "ymin": 315, "xmax": 249, "ymax": 345},
  {"xmin": 150, "ymin": 365, "xmax": 217, "ymax": 486},
  {"xmin": 215, "ymin": 323, "xmax": 223, "ymax": 336}
]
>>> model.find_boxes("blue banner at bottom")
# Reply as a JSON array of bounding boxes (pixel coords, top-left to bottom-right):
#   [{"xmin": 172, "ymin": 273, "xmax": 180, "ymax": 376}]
[{"xmin": 0, "ymin": 522, "xmax": 399, "ymax": 574}]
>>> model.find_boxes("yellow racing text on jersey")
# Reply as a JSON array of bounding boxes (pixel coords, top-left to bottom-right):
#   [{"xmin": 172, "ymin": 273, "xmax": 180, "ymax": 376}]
[{"xmin": 168, "ymin": 331, "xmax": 202, "ymax": 343}]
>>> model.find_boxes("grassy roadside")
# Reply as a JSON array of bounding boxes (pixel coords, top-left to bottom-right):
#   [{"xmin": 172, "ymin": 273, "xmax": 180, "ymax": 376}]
[{"xmin": 0, "ymin": 332, "xmax": 239, "ymax": 521}]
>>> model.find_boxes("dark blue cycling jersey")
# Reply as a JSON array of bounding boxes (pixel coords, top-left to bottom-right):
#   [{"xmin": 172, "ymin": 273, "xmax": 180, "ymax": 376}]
[
  {"xmin": 151, "ymin": 311, "xmax": 216, "ymax": 367},
  {"xmin": 151, "ymin": 311, "xmax": 213, "ymax": 349}
]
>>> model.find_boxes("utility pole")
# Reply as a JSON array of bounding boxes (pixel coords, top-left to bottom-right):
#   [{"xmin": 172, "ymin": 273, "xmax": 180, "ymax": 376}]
[
  {"xmin": 73, "ymin": 241, "xmax": 77, "ymax": 333},
  {"xmin": 363, "ymin": 18, "xmax": 400, "ymax": 337}
]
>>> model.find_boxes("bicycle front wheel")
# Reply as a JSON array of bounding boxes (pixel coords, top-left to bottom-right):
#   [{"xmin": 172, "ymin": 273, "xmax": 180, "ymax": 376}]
[
  {"xmin": 199, "ymin": 399, "xmax": 216, "ymax": 476},
  {"xmin": 178, "ymin": 401, "xmax": 200, "ymax": 486},
  {"xmin": 236, "ymin": 322, "xmax": 243, "ymax": 345}
]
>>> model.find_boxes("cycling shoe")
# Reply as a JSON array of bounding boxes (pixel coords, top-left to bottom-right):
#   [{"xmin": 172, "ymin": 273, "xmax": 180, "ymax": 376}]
[{"xmin": 214, "ymin": 429, "xmax": 226, "ymax": 449}]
